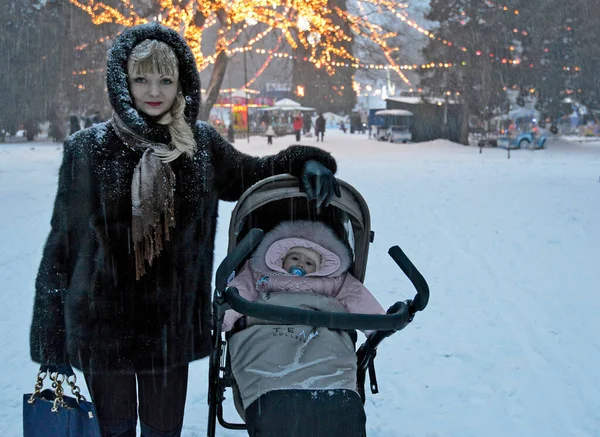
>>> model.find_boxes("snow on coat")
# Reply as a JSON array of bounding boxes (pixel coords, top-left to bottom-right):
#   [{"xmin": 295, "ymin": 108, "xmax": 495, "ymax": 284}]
[{"xmin": 29, "ymin": 23, "xmax": 338, "ymax": 374}]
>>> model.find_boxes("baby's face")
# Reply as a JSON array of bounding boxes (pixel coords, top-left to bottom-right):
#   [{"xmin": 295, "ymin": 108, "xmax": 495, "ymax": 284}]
[{"xmin": 283, "ymin": 251, "xmax": 317, "ymax": 274}]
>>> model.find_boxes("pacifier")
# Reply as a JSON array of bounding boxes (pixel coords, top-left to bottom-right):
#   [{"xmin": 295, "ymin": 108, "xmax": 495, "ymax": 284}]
[{"xmin": 288, "ymin": 266, "xmax": 306, "ymax": 276}]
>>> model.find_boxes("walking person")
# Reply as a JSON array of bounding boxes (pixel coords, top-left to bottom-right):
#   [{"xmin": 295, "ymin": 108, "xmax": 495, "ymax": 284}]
[
  {"xmin": 293, "ymin": 113, "xmax": 303, "ymax": 142},
  {"xmin": 228, "ymin": 122, "xmax": 235, "ymax": 143},
  {"xmin": 29, "ymin": 22, "xmax": 340, "ymax": 437},
  {"xmin": 303, "ymin": 112, "xmax": 312, "ymax": 135},
  {"xmin": 315, "ymin": 113, "xmax": 326, "ymax": 142},
  {"xmin": 265, "ymin": 124, "xmax": 275, "ymax": 145},
  {"xmin": 69, "ymin": 115, "xmax": 81, "ymax": 135}
]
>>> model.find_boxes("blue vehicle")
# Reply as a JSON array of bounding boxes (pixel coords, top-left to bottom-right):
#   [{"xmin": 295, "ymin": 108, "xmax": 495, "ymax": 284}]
[
  {"xmin": 494, "ymin": 111, "xmax": 547, "ymax": 150},
  {"xmin": 496, "ymin": 130, "xmax": 547, "ymax": 150}
]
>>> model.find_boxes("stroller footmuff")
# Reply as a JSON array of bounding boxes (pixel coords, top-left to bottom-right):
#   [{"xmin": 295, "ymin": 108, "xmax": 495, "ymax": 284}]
[
  {"xmin": 245, "ymin": 389, "xmax": 365, "ymax": 437},
  {"xmin": 228, "ymin": 293, "xmax": 364, "ymax": 437}
]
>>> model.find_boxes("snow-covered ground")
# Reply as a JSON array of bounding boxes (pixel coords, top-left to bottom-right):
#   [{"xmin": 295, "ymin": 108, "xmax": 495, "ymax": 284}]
[
  {"xmin": 1, "ymin": 132, "xmax": 599, "ymax": 436},
  {"xmin": 560, "ymin": 135, "xmax": 600, "ymax": 145}
]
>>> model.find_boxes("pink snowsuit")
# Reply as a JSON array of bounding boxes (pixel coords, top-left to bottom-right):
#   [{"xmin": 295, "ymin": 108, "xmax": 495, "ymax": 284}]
[{"xmin": 223, "ymin": 220, "xmax": 385, "ymax": 332}]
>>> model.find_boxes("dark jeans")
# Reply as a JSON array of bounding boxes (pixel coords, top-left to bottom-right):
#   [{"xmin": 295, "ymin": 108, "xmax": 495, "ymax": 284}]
[
  {"xmin": 295, "ymin": 130, "xmax": 301, "ymax": 141},
  {"xmin": 267, "ymin": 135, "xmax": 273, "ymax": 144},
  {"xmin": 84, "ymin": 366, "xmax": 189, "ymax": 437},
  {"xmin": 244, "ymin": 389, "xmax": 366, "ymax": 437},
  {"xmin": 316, "ymin": 131, "xmax": 324, "ymax": 141}
]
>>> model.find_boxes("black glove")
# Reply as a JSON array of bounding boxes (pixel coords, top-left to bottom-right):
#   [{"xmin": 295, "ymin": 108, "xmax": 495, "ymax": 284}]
[{"xmin": 301, "ymin": 160, "xmax": 341, "ymax": 208}]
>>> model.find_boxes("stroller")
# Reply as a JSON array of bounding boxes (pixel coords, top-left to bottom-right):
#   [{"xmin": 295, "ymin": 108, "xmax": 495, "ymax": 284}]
[{"xmin": 208, "ymin": 174, "xmax": 430, "ymax": 437}]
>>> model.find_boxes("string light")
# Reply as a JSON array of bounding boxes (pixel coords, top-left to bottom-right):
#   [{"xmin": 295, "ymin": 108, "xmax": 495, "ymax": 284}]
[
  {"xmin": 68, "ymin": 0, "xmax": 420, "ymax": 85},
  {"xmin": 217, "ymin": 88, "xmax": 260, "ymax": 94},
  {"xmin": 75, "ymin": 33, "xmax": 117, "ymax": 51},
  {"xmin": 397, "ymin": 7, "xmax": 533, "ymax": 62},
  {"xmin": 72, "ymin": 68, "xmax": 105, "ymax": 75},
  {"xmin": 69, "ymin": 0, "xmax": 562, "ymax": 89}
]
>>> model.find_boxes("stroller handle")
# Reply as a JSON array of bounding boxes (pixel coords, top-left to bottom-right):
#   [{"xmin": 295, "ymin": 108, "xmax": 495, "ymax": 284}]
[
  {"xmin": 224, "ymin": 287, "xmax": 412, "ymax": 331},
  {"xmin": 215, "ymin": 228, "xmax": 265, "ymax": 294},
  {"xmin": 214, "ymin": 228, "xmax": 430, "ymax": 330},
  {"xmin": 388, "ymin": 245, "xmax": 429, "ymax": 313}
]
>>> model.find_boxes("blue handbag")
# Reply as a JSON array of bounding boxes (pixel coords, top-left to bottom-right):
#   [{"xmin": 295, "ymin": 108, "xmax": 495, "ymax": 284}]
[{"xmin": 23, "ymin": 365, "xmax": 102, "ymax": 437}]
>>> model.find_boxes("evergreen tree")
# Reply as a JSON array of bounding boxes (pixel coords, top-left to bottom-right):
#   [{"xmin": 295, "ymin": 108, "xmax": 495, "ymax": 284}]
[
  {"xmin": 420, "ymin": 0, "xmax": 515, "ymax": 143},
  {"xmin": 515, "ymin": 0, "xmax": 600, "ymax": 121}
]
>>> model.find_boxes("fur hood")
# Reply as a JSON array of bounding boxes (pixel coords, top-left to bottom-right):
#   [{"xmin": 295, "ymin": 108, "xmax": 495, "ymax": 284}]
[
  {"xmin": 106, "ymin": 22, "xmax": 201, "ymax": 141},
  {"xmin": 251, "ymin": 221, "xmax": 351, "ymax": 277}
]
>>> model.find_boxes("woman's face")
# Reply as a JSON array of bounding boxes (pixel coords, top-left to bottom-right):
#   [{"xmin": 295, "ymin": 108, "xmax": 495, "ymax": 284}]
[{"xmin": 128, "ymin": 72, "xmax": 179, "ymax": 117}]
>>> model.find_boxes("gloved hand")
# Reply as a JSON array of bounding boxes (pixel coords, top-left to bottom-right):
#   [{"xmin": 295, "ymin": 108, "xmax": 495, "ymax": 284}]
[{"xmin": 301, "ymin": 160, "xmax": 341, "ymax": 208}]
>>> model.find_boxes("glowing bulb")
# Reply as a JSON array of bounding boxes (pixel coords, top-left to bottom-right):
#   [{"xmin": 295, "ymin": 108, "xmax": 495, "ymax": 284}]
[
  {"xmin": 307, "ymin": 32, "xmax": 321, "ymax": 46},
  {"xmin": 297, "ymin": 16, "xmax": 310, "ymax": 32}
]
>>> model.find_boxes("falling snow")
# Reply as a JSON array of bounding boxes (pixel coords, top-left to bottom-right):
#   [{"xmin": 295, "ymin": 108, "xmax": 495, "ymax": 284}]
[{"xmin": 2, "ymin": 131, "xmax": 600, "ymax": 436}]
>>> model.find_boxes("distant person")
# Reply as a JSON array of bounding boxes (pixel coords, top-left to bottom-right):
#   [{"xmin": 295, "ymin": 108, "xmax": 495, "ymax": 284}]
[
  {"xmin": 303, "ymin": 112, "xmax": 312, "ymax": 135},
  {"xmin": 228, "ymin": 123, "xmax": 235, "ymax": 143},
  {"xmin": 265, "ymin": 124, "xmax": 275, "ymax": 145},
  {"xmin": 315, "ymin": 113, "xmax": 326, "ymax": 142},
  {"xmin": 293, "ymin": 113, "xmax": 303, "ymax": 141},
  {"xmin": 48, "ymin": 115, "xmax": 65, "ymax": 142},
  {"xmin": 69, "ymin": 115, "xmax": 81, "ymax": 135}
]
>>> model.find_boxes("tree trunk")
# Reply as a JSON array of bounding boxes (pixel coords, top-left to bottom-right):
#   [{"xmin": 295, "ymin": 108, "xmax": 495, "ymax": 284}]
[
  {"xmin": 460, "ymin": 99, "xmax": 470, "ymax": 145},
  {"xmin": 198, "ymin": 7, "xmax": 229, "ymax": 121},
  {"xmin": 199, "ymin": 50, "xmax": 228, "ymax": 121}
]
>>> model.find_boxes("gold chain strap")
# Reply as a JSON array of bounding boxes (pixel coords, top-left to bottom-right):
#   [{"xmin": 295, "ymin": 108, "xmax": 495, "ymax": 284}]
[
  {"xmin": 67, "ymin": 374, "xmax": 87, "ymax": 404},
  {"xmin": 50, "ymin": 372, "xmax": 66, "ymax": 412},
  {"xmin": 27, "ymin": 369, "xmax": 48, "ymax": 404},
  {"xmin": 28, "ymin": 368, "xmax": 86, "ymax": 411}
]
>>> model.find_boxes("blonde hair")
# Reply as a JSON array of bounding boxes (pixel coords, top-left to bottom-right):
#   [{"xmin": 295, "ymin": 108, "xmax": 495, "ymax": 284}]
[{"xmin": 127, "ymin": 39, "xmax": 196, "ymax": 162}]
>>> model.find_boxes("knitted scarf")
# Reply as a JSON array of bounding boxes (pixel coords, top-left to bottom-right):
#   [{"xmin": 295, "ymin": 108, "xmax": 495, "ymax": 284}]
[{"xmin": 111, "ymin": 114, "xmax": 176, "ymax": 280}]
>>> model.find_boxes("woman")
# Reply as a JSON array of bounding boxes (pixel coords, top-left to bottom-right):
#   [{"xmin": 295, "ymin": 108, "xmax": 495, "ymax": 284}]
[{"xmin": 29, "ymin": 22, "xmax": 339, "ymax": 437}]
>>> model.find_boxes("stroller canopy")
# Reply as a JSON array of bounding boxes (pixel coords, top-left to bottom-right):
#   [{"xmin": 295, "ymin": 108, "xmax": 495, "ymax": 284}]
[{"xmin": 227, "ymin": 174, "xmax": 372, "ymax": 282}]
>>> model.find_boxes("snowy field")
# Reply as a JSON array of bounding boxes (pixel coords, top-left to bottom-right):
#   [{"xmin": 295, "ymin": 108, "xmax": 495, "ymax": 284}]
[{"xmin": 1, "ymin": 131, "xmax": 599, "ymax": 436}]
